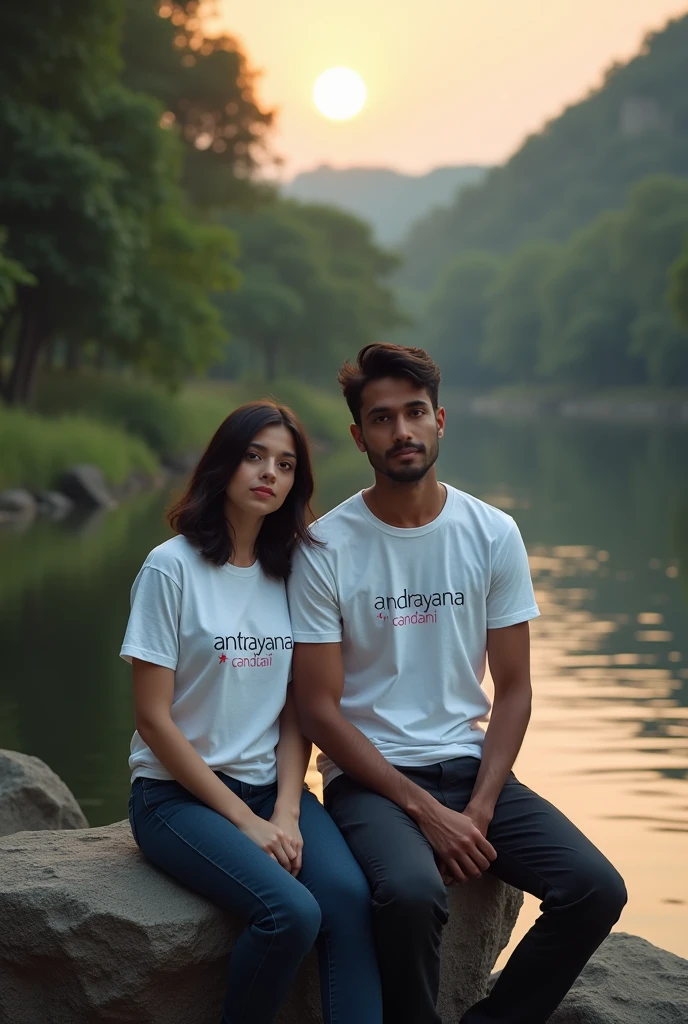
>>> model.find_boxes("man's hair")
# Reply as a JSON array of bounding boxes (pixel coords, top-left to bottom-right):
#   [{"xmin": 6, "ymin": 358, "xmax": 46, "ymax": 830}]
[{"xmin": 338, "ymin": 343, "xmax": 441, "ymax": 425}]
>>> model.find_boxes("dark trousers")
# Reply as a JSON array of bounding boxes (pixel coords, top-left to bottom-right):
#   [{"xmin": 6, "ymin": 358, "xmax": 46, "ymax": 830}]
[
  {"xmin": 130, "ymin": 774, "xmax": 382, "ymax": 1024},
  {"xmin": 324, "ymin": 756, "xmax": 626, "ymax": 1024}
]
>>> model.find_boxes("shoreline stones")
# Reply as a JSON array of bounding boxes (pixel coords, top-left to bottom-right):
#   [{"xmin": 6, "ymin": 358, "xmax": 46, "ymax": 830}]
[{"xmin": 0, "ymin": 750, "xmax": 89, "ymax": 837}]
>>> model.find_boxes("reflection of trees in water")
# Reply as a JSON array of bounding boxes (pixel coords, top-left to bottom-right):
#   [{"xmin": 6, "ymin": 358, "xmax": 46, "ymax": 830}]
[{"xmin": 0, "ymin": 490, "xmax": 172, "ymax": 827}]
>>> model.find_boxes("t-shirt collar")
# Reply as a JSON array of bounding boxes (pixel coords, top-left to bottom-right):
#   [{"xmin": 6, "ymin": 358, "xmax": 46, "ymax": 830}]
[{"xmin": 355, "ymin": 484, "xmax": 455, "ymax": 538}]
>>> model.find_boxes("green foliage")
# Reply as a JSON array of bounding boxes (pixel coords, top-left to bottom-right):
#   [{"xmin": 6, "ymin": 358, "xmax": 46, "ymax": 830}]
[
  {"xmin": 400, "ymin": 14, "xmax": 688, "ymax": 291},
  {"xmin": 0, "ymin": 229, "xmax": 35, "ymax": 321},
  {"xmin": 0, "ymin": 405, "xmax": 158, "ymax": 490},
  {"xmin": 120, "ymin": 1, "xmax": 275, "ymax": 209},
  {"xmin": 0, "ymin": 0, "xmax": 243, "ymax": 405},
  {"xmin": 34, "ymin": 372, "xmax": 240, "ymax": 457},
  {"xmin": 425, "ymin": 252, "xmax": 502, "ymax": 386},
  {"xmin": 416, "ymin": 175, "xmax": 688, "ymax": 390},
  {"xmin": 217, "ymin": 201, "xmax": 404, "ymax": 380},
  {"xmin": 483, "ymin": 242, "xmax": 559, "ymax": 383}
]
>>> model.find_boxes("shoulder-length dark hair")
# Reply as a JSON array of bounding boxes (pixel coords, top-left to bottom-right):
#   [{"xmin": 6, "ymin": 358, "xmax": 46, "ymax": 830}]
[{"xmin": 168, "ymin": 401, "xmax": 318, "ymax": 581}]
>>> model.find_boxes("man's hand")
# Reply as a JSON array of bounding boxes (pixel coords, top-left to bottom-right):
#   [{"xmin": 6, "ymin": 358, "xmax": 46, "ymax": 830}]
[
  {"xmin": 417, "ymin": 800, "xmax": 497, "ymax": 884},
  {"xmin": 270, "ymin": 808, "xmax": 304, "ymax": 876}
]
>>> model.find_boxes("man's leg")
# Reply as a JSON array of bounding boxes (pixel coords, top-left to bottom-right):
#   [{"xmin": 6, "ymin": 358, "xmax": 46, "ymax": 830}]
[
  {"xmin": 438, "ymin": 758, "xmax": 627, "ymax": 1024},
  {"xmin": 325, "ymin": 770, "xmax": 448, "ymax": 1024}
]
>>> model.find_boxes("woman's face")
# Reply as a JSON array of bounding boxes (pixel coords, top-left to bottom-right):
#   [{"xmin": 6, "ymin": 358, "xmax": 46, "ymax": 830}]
[{"xmin": 225, "ymin": 424, "xmax": 298, "ymax": 519}]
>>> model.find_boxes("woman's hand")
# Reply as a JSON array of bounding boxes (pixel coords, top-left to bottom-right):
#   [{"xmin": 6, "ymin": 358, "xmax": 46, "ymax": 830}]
[
  {"xmin": 238, "ymin": 811, "xmax": 297, "ymax": 871},
  {"xmin": 270, "ymin": 807, "xmax": 304, "ymax": 876}
]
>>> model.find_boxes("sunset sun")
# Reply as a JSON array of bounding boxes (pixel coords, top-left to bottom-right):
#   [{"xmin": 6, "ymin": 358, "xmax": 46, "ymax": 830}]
[{"xmin": 313, "ymin": 68, "xmax": 367, "ymax": 121}]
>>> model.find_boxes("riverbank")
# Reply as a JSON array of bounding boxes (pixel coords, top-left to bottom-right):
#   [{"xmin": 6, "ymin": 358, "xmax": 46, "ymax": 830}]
[
  {"xmin": 449, "ymin": 385, "xmax": 688, "ymax": 423},
  {"xmin": 0, "ymin": 372, "xmax": 350, "ymax": 498}
]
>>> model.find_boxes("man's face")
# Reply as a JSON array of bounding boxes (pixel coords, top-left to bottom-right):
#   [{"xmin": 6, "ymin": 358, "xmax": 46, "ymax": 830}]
[{"xmin": 351, "ymin": 376, "xmax": 445, "ymax": 483}]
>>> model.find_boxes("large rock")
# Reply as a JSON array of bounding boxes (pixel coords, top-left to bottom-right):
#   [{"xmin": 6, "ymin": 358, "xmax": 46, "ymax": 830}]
[
  {"xmin": 549, "ymin": 932, "xmax": 688, "ymax": 1023},
  {"xmin": 36, "ymin": 490, "xmax": 75, "ymax": 518},
  {"xmin": 0, "ymin": 488, "xmax": 37, "ymax": 514},
  {"xmin": 0, "ymin": 821, "xmax": 522, "ymax": 1024},
  {"xmin": 0, "ymin": 750, "xmax": 89, "ymax": 837},
  {"xmin": 58, "ymin": 464, "xmax": 115, "ymax": 509}
]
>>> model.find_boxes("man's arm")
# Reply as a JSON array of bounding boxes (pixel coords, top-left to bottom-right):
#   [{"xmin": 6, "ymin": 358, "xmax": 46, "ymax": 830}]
[
  {"xmin": 292, "ymin": 642, "xmax": 496, "ymax": 882},
  {"xmin": 464, "ymin": 621, "xmax": 532, "ymax": 835}
]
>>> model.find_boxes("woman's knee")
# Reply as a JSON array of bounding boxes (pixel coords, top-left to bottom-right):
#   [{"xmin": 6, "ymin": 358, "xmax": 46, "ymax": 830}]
[{"xmin": 272, "ymin": 887, "xmax": 322, "ymax": 950}]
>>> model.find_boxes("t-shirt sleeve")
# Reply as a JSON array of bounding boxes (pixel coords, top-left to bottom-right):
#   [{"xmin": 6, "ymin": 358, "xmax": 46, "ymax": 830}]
[
  {"xmin": 120, "ymin": 566, "xmax": 181, "ymax": 670},
  {"xmin": 486, "ymin": 519, "xmax": 540, "ymax": 629},
  {"xmin": 288, "ymin": 543, "xmax": 342, "ymax": 643}
]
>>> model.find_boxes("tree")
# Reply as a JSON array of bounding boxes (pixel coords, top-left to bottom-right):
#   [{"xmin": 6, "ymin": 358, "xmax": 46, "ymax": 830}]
[
  {"xmin": 483, "ymin": 242, "xmax": 559, "ymax": 383},
  {"xmin": 120, "ymin": 1, "xmax": 275, "ymax": 209},
  {"xmin": 538, "ymin": 214, "xmax": 637, "ymax": 386},
  {"xmin": 217, "ymin": 202, "xmax": 404, "ymax": 381},
  {"xmin": 424, "ymin": 252, "xmax": 502, "ymax": 387},
  {"xmin": 0, "ymin": 2, "xmax": 241, "ymax": 403}
]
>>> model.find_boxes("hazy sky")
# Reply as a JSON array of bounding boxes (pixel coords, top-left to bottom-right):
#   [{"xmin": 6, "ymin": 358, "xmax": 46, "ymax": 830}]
[{"xmin": 218, "ymin": 0, "xmax": 686, "ymax": 178}]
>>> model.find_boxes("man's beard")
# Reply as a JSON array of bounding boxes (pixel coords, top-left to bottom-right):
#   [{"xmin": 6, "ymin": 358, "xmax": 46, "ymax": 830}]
[{"xmin": 364, "ymin": 436, "xmax": 440, "ymax": 483}]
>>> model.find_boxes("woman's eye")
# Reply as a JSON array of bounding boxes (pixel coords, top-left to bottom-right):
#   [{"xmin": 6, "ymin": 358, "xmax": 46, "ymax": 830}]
[
  {"xmin": 279, "ymin": 462, "xmax": 294, "ymax": 471},
  {"xmin": 246, "ymin": 452, "xmax": 260, "ymax": 461}
]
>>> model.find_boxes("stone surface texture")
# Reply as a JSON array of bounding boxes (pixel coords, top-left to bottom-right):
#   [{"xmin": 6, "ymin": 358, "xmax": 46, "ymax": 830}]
[
  {"xmin": 549, "ymin": 932, "xmax": 688, "ymax": 1023},
  {"xmin": 0, "ymin": 820, "xmax": 523, "ymax": 1023},
  {"xmin": 0, "ymin": 749, "xmax": 89, "ymax": 837}
]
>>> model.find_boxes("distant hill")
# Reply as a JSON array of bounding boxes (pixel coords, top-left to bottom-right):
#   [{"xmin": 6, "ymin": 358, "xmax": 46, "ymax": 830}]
[
  {"xmin": 399, "ymin": 12, "xmax": 688, "ymax": 290},
  {"xmin": 282, "ymin": 165, "xmax": 489, "ymax": 247}
]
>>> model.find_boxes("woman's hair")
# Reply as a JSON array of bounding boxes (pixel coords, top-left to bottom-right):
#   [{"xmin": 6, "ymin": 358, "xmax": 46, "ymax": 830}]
[
  {"xmin": 168, "ymin": 401, "xmax": 317, "ymax": 580},
  {"xmin": 338, "ymin": 342, "xmax": 441, "ymax": 425}
]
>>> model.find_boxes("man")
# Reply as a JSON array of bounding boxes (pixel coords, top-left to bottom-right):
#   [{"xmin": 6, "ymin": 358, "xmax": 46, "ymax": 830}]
[{"xmin": 288, "ymin": 343, "xmax": 626, "ymax": 1024}]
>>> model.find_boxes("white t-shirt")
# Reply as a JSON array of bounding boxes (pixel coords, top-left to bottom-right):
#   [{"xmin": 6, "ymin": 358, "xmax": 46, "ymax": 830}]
[
  {"xmin": 288, "ymin": 485, "xmax": 540, "ymax": 787},
  {"xmin": 120, "ymin": 535, "xmax": 293, "ymax": 785}
]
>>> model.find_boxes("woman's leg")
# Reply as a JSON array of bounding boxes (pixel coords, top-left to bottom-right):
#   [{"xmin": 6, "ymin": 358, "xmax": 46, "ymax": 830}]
[
  {"xmin": 296, "ymin": 789, "xmax": 383, "ymax": 1024},
  {"xmin": 129, "ymin": 778, "xmax": 321, "ymax": 1024}
]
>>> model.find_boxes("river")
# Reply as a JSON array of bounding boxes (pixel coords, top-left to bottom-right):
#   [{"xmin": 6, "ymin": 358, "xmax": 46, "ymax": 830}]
[{"xmin": 1, "ymin": 412, "xmax": 686, "ymax": 961}]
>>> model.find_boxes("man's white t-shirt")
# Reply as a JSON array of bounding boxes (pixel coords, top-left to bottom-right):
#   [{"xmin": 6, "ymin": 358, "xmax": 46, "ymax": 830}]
[
  {"xmin": 120, "ymin": 535, "xmax": 293, "ymax": 785},
  {"xmin": 287, "ymin": 485, "xmax": 540, "ymax": 787}
]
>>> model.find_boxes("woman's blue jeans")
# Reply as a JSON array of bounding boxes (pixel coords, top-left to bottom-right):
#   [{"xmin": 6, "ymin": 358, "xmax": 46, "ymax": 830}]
[{"xmin": 129, "ymin": 774, "xmax": 382, "ymax": 1024}]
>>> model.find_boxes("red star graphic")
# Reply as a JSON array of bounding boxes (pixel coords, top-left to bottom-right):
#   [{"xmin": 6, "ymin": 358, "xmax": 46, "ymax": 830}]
[{"xmin": 219, "ymin": 654, "xmax": 228, "ymax": 663}]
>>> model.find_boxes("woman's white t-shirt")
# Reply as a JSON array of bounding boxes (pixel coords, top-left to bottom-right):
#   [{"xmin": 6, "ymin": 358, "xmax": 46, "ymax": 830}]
[
  {"xmin": 287, "ymin": 485, "xmax": 540, "ymax": 787},
  {"xmin": 120, "ymin": 535, "xmax": 293, "ymax": 785}
]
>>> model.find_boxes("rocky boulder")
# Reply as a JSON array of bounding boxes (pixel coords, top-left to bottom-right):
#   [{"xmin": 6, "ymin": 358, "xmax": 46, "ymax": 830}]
[
  {"xmin": 0, "ymin": 820, "xmax": 522, "ymax": 1024},
  {"xmin": 0, "ymin": 488, "xmax": 37, "ymax": 514},
  {"xmin": 58, "ymin": 464, "xmax": 115, "ymax": 509},
  {"xmin": 0, "ymin": 750, "xmax": 89, "ymax": 837},
  {"xmin": 549, "ymin": 932, "xmax": 688, "ymax": 1023}
]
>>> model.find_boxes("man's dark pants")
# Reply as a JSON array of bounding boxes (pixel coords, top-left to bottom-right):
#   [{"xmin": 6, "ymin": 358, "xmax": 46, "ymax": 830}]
[{"xmin": 324, "ymin": 756, "xmax": 627, "ymax": 1024}]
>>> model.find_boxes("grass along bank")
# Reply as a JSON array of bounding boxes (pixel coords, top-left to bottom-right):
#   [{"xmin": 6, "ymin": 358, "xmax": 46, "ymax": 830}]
[{"xmin": 1, "ymin": 372, "xmax": 350, "ymax": 493}]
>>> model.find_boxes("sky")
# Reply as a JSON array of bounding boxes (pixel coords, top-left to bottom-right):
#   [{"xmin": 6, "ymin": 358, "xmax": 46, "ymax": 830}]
[{"xmin": 218, "ymin": 0, "xmax": 687, "ymax": 179}]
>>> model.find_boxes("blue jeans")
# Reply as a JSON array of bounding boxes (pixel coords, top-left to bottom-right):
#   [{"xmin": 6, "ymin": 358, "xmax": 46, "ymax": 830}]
[{"xmin": 129, "ymin": 774, "xmax": 382, "ymax": 1024}]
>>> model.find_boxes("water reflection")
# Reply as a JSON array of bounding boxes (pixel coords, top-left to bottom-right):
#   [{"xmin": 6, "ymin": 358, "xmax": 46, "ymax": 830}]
[{"xmin": 0, "ymin": 413, "xmax": 686, "ymax": 956}]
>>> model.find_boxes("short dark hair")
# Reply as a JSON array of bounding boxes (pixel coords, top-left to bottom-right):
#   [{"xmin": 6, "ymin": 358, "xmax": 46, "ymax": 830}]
[
  {"xmin": 168, "ymin": 401, "xmax": 317, "ymax": 581},
  {"xmin": 337, "ymin": 343, "xmax": 441, "ymax": 425}
]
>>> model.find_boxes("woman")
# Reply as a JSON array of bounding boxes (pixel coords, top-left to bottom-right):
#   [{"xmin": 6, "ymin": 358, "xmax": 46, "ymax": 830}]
[{"xmin": 121, "ymin": 401, "xmax": 382, "ymax": 1024}]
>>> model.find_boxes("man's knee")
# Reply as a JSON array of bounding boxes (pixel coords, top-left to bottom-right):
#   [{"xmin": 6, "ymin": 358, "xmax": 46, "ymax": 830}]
[
  {"xmin": 373, "ymin": 868, "xmax": 448, "ymax": 931},
  {"xmin": 557, "ymin": 858, "xmax": 627, "ymax": 926}
]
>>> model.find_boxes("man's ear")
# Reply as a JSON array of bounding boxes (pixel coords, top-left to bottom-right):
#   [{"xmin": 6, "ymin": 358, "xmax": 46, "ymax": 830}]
[
  {"xmin": 436, "ymin": 407, "xmax": 446, "ymax": 438},
  {"xmin": 350, "ymin": 423, "xmax": 367, "ymax": 452}
]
